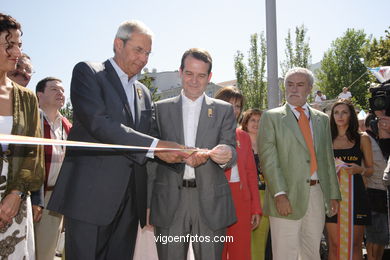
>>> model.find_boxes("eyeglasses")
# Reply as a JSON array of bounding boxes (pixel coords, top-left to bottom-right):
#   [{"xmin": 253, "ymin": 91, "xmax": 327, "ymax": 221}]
[
  {"xmin": 16, "ymin": 62, "xmax": 34, "ymax": 75},
  {"xmin": 124, "ymin": 41, "xmax": 152, "ymax": 57}
]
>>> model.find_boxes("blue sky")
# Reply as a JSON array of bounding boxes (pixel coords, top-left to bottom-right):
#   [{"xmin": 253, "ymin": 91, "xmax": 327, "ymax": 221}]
[{"xmin": 2, "ymin": 0, "xmax": 389, "ymax": 100}]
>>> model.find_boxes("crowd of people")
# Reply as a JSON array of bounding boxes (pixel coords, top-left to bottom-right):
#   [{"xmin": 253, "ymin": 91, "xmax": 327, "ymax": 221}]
[{"xmin": 1, "ymin": 12, "xmax": 390, "ymax": 260}]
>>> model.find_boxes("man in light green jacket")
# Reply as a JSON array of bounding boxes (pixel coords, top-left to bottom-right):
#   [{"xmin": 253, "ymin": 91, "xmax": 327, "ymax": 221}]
[{"xmin": 258, "ymin": 67, "xmax": 341, "ymax": 260}]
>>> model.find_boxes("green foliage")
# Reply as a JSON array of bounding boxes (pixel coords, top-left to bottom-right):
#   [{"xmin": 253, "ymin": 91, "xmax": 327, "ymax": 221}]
[
  {"xmin": 316, "ymin": 29, "xmax": 370, "ymax": 108},
  {"xmin": 234, "ymin": 51, "xmax": 248, "ymax": 92},
  {"xmin": 234, "ymin": 33, "xmax": 267, "ymax": 110},
  {"xmin": 363, "ymin": 26, "xmax": 390, "ymax": 67},
  {"xmin": 60, "ymin": 100, "xmax": 73, "ymax": 123},
  {"xmin": 281, "ymin": 24, "xmax": 311, "ymax": 76},
  {"xmin": 139, "ymin": 73, "xmax": 160, "ymax": 102},
  {"xmin": 280, "ymin": 25, "xmax": 312, "ymax": 103}
]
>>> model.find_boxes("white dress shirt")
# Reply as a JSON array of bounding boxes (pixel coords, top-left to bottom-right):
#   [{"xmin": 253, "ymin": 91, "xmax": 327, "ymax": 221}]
[
  {"xmin": 109, "ymin": 58, "xmax": 137, "ymax": 121},
  {"xmin": 41, "ymin": 111, "xmax": 68, "ymax": 187},
  {"xmin": 229, "ymin": 165, "xmax": 240, "ymax": 183},
  {"xmin": 182, "ymin": 91, "xmax": 204, "ymax": 180}
]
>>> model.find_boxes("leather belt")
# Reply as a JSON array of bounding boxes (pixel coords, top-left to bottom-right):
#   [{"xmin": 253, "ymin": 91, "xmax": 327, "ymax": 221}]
[
  {"xmin": 310, "ymin": 180, "xmax": 320, "ymax": 186},
  {"xmin": 182, "ymin": 179, "xmax": 196, "ymax": 188}
]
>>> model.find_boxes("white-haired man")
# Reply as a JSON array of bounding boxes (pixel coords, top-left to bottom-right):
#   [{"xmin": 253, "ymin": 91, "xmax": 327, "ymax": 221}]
[
  {"xmin": 258, "ymin": 67, "xmax": 341, "ymax": 260},
  {"xmin": 7, "ymin": 53, "xmax": 33, "ymax": 87},
  {"xmin": 48, "ymin": 20, "xmax": 187, "ymax": 259}
]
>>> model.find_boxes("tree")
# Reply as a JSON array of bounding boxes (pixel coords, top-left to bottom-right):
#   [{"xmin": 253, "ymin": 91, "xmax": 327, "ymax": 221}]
[
  {"xmin": 316, "ymin": 29, "xmax": 370, "ymax": 108},
  {"xmin": 280, "ymin": 25, "xmax": 312, "ymax": 103},
  {"xmin": 139, "ymin": 72, "xmax": 160, "ymax": 102},
  {"xmin": 363, "ymin": 26, "xmax": 390, "ymax": 67},
  {"xmin": 281, "ymin": 25, "xmax": 311, "ymax": 76},
  {"xmin": 234, "ymin": 51, "xmax": 248, "ymax": 97},
  {"xmin": 60, "ymin": 100, "xmax": 73, "ymax": 123},
  {"xmin": 234, "ymin": 33, "xmax": 267, "ymax": 110}
]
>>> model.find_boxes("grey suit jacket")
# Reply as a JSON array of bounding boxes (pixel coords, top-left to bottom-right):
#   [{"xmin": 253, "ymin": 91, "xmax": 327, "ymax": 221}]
[
  {"xmin": 149, "ymin": 95, "xmax": 237, "ymax": 231},
  {"xmin": 258, "ymin": 104, "xmax": 341, "ymax": 220},
  {"xmin": 47, "ymin": 60, "xmax": 155, "ymax": 226}
]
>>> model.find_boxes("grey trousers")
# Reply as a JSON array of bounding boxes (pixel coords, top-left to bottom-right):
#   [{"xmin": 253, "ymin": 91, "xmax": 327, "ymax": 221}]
[{"xmin": 155, "ymin": 187, "xmax": 226, "ymax": 260}]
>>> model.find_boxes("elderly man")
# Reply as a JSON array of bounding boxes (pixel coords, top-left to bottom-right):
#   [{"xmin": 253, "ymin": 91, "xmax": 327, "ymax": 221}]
[
  {"xmin": 47, "ymin": 20, "xmax": 186, "ymax": 259},
  {"xmin": 258, "ymin": 67, "xmax": 341, "ymax": 260},
  {"xmin": 7, "ymin": 52, "xmax": 33, "ymax": 87},
  {"xmin": 338, "ymin": 87, "xmax": 352, "ymax": 99}
]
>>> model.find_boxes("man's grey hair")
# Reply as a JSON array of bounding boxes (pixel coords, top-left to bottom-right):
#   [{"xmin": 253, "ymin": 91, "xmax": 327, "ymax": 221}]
[
  {"xmin": 284, "ymin": 67, "xmax": 314, "ymax": 87},
  {"xmin": 115, "ymin": 20, "xmax": 153, "ymax": 41},
  {"xmin": 113, "ymin": 20, "xmax": 153, "ymax": 53}
]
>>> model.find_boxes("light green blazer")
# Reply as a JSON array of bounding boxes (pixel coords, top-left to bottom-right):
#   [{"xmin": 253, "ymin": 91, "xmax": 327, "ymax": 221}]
[{"xmin": 258, "ymin": 104, "xmax": 341, "ymax": 220}]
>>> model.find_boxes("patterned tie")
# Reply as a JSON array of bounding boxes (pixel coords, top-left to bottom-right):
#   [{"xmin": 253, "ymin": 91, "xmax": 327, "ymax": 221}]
[{"xmin": 295, "ymin": 106, "xmax": 317, "ymax": 175}]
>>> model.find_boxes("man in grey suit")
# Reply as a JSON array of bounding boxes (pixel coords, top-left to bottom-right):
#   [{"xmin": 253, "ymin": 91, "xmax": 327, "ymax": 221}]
[
  {"xmin": 258, "ymin": 67, "xmax": 341, "ymax": 260},
  {"xmin": 47, "ymin": 20, "xmax": 186, "ymax": 260},
  {"xmin": 150, "ymin": 48, "xmax": 237, "ymax": 260}
]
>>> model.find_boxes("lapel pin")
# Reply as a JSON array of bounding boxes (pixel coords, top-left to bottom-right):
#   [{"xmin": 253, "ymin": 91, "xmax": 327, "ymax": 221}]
[
  {"xmin": 208, "ymin": 108, "xmax": 213, "ymax": 118},
  {"xmin": 137, "ymin": 88, "xmax": 143, "ymax": 99}
]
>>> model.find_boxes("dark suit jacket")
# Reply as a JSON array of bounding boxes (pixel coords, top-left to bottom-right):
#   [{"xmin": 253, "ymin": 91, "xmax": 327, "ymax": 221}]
[
  {"xmin": 149, "ymin": 95, "xmax": 237, "ymax": 231},
  {"xmin": 47, "ymin": 60, "xmax": 155, "ymax": 226}
]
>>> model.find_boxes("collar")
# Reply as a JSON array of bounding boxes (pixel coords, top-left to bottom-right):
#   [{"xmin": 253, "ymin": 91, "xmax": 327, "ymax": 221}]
[
  {"xmin": 181, "ymin": 90, "xmax": 205, "ymax": 106},
  {"xmin": 40, "ymin": 109, "xmax": 63, "ymax": 125},
  {"xmin": 109, "ymin": 57, "xmax": 138, "ymax": 85},
  {"xmin": 287, "ymin": 102, "xmax": 310, "ymax": 118}
]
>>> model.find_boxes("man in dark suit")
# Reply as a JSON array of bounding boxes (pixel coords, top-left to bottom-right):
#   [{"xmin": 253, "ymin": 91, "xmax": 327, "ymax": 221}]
[
  {"xmin": 47, "ymin": 20, "xmax": 186, "ymax": 260},
  {"xmin": 150, "ymin": 48, "xmax": 237, "ymax": 260}
]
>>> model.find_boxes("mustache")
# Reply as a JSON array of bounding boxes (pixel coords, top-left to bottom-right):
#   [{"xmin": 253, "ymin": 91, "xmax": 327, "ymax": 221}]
[{"xmin": 287, "ymin": 93, "xmax": 302, "ymax": 98}]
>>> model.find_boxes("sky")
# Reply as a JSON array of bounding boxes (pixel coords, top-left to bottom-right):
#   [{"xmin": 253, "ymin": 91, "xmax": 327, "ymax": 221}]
[{"xmin": 2, "ymin": 0, "xmax": 389, "ymax": 101}]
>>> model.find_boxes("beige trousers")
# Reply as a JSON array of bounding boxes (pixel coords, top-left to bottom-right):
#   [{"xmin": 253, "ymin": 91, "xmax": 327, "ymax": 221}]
[
  {"xmin": 269, "ymin": 184, "xmax": 325, "ymax": 260},
  {"xmin": 34, "ymin": 191, "xmax": 63, "ymax": 260}
]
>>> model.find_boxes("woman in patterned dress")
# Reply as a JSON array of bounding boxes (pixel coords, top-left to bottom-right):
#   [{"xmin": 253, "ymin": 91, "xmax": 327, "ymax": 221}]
[{"xmin": 0, "ymin": 13, "xmax": 44, "ymax": 259}]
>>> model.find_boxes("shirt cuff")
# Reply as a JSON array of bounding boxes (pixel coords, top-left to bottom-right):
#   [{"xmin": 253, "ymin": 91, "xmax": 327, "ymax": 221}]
[
  {"xmin": 274, "ymin": 191, "xmax": 286, "ymax": 197},
  {"xmin": 219, "ymin": 163, "xmax": 227, "ymax": 168},
  {"xmin": 146, "ymin": 138, "xmax": 159, "ymax": 159}
]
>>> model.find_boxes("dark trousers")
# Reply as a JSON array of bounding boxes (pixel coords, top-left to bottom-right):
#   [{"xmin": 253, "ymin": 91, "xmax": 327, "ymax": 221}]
[{"xmin": 64, "ymin": 181, "xmax": 138, "ymax": 260}]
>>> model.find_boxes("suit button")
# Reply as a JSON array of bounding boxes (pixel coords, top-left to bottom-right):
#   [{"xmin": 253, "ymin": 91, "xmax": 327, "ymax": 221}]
[
  {"xmin": 307, "ymin": 160, "xmax": 310, "ymax": 163},
  {"xmin": 178, "ymin": 186, "xmax": 181, "ymax": 190}
]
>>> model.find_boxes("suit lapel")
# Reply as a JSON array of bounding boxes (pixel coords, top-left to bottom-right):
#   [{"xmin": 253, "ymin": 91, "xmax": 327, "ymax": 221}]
[
  {"xmin": 169, "ymin": 96, "xmax": 185, "ymax": 145},
  {"xmin": 195, "ymin": 96, "xmax": 214, "ymax": 147},
  {"xmin": 282, "ymin": 104, "xmax": 308, "ymax": 151},
  {"xmin": 103, "ymin": 60, "xmax": 134, "ymax": 124}
]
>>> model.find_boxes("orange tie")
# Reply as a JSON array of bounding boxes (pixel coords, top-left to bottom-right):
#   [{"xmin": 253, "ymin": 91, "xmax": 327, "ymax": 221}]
[{"xmin": 295, "ymin": 107, "xmax": 317, "ymax": 175}]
